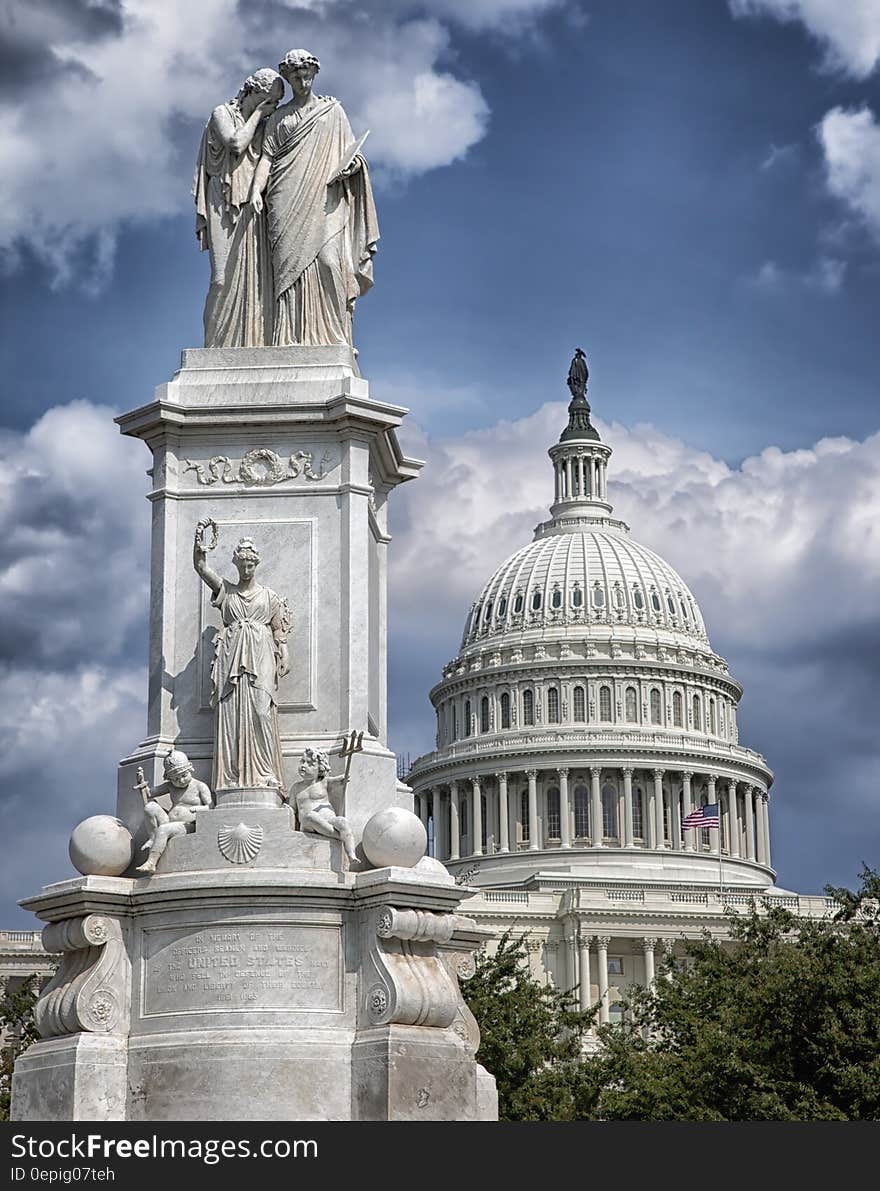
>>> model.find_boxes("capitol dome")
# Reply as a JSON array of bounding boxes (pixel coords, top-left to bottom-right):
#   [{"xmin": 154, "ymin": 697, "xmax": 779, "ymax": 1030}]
[{"xmin": 408, "ymin": 357, "xmax": 774, "ymax": 895}]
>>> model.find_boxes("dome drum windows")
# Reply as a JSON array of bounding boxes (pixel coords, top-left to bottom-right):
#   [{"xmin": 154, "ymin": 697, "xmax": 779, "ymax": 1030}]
[
  {"xmin": 547, "ymin": 686, "xmax": 560, "ymax": 724},
  {"xmin": 571, "ymin": 583, "xmax": 584, "ymax": 609},
  {"xmin": 573, "ymin": 685, "xmax": 586, "ymax": 722},
  {"xmin": 531, "ymin": 588, "xmax": 542, "ymax": 613},
  {"xmin": 464, "ymin": 699, "xmax": 472, "ymax": 737},
  {"xmin": 546, "ymin": 787, "xmax": 561, "ymax": 840},
  {"xmin": 650, "ymin": 688, "xmax": 662, "ymax": 725},
  {"xmin": 513, "ymin": 590, "xmax": 524, "ymax": 615},
  {"xmin": 599, "ymin": 685, "xmax": 613, "ymax": 723},
  {"xmin": 480, "ymin": 695, "xmax": 490, "ymax": 734},
  {"xmin": 500, "ymin": 691, "xmax": 511, "ymax": 730},
  {"xmin": 550, "ymin": 585, "xmax": 562, "ymax": 611},
  {"xmin": 574, "ymin": 785, "xmax": 589, "ymax": 838},
  {"xmin": 522, "ymin": 688, "xmax": 535, "ymax": 726},
  {"xmin": 672, "ymin": 690, "xmax": 683, "ymax": 728},
  {"xmin": 625, "ymin": 686, "xmax": 638, "ymax": 723},
  {"xmin": 591, "ymin": 582, "xmax": 605, "ymax": 611}
]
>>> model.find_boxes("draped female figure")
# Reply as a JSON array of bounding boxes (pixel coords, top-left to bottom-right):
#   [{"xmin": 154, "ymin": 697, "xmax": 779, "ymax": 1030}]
[
  {"xmin": 193, "ymin": 68, "xmax": 284, "ymax": 347},
  {"xmin": 193, "ymin": 522, "xmax": 290, "ymax": 792}
]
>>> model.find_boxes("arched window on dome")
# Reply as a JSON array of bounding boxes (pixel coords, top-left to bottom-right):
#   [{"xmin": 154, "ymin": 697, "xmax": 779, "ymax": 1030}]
[
  {"xmin": 531, "ymin": 589, "xmax": 542, "ymax": 612},
  {"xmin": 692, "ymin": 694, "xmax": 701, "ymax": 731},
  {"xmin": 679, "ymin": 594, "xmax": 689, "ymax": 621},
  {"xmin": 500, "ymin": 691, "xmax": 511, "ymax": 730},
  {"xmin": 650, "ymin": 590, "xmax": 662, "ymax": 613},
  {"xmin": 551, "ymin": 586, "xmax": 562, "ymax": 610},
  {"xmin": 520, "ymin": 789, "xmax": 530, "ymax": 843},
  {"xmin": 522, "ymin": 689, "xmax": 535, "ymax": 726},
  {"xmin": 599, "ymin": 685, "xmax": 612, "ymax": 723},
  {"xmin": 650, "ymin": 688, "xmax": 662, "ymax": 725},
  {"xmin": 546, "ymin": 787, "xmax": 561, "ymax": 840},
  {"xmin": 613, "ymin": 583, "xmax": 626, "ymax": 611},
  {"xmin": 572, "ymin": 584, "xmax": 583, "ymax": 608},
  {"xmin": 666, "ymin": 593, "xmax": 676, "ymax": 616},
  {"xmin": 709, "ymin": 698, "xmax": 716, "ymax": 735},
  {"xmin": 498, "ymin": 596, "xmax": 507, "ymax": 618},
  {"xmin": 592, "ymin": 584, "xmax": 605, "ymax": 609},
  {"xmin": 601, "ymin": 783, "xmax": 618, "ymax": 839},
  {"xmin": 632, "ymin": 786, "xmax": 644, "ymax": 839},
  {"xmin": 480, "ymin": 695, "xmax": 490, "ymax": 734},
  {"xmin": 672, "ymin": 690, "xmax": 683, "ymax": 728},
  {"xmin": 483, "ymin": 600, "xmax": 493, "ymax": 623},
  {"xmin": 625, "ymin": 687, "xmax": 638, "ymax": 722},
  {"xmin": 574, "ymin": 785, "xmax": 589, "ymax": 838},
  {"xmin": 633, "ymin": 587, "xmax": 645, "ymax": 611},
  {"xmin": 513, "ymin": 591, "xmax": 524, "ymax": 614},
  {"xmin": 464, "ymin": 699, "xmax": 471, "ymax": 737},
  {"xmin": 547, "ymin": 687, "xmax": 560, "ymax": 724},
  {"xmin": 573, "ymin": 686, "xmax": 586, "ymax": 722},
  {"xmin": 452, "ymin": 704, "xmax": 458, "ymax": 740}
]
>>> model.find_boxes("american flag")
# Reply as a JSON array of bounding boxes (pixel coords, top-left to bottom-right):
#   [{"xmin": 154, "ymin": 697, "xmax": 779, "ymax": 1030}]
[{"xmin": 682, "ymin": 803, "xmax": 719, "ymax": 830}]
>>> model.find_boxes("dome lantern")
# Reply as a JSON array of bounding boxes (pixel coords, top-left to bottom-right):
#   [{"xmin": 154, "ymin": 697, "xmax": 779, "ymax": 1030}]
[{"xmin": 548, "ymin": 349, "xmax": 613, "ymax": 522}]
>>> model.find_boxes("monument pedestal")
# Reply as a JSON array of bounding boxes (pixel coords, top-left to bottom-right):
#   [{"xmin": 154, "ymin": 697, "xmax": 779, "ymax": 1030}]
[{"xmin": 13, "ymin": 347, "xmax": 498, "ymax": 1121}]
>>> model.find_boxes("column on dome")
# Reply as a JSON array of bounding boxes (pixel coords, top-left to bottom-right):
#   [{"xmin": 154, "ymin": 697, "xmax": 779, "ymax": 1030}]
[
  {"xmin": 642, "ymin": 937, "xmax": 657, "ymax": 987},
  {"xmin": 554, "ymin": 461, "xmax": 562, "ymax": 503},
  {"xmin": 526, "ymin": 769, "xmax": 539, "ymax": 851},
  {"xmin": 417, "ymin": 792, "xmax": 428, "ymax": 829},
  {"xmin": 590, "ymin": 767, "xmax": 603, "ymax": 848},
  {"xmin": 471, "ymin": 777, "xmax": 483, "ymax": 857},
  {"xmin": 564, "ymin": 456, "xmax": 573, "ymax": 498},
  {"xmin": 565, "ymin": 924, "xmax": 577, "ymax": 994},
  {"xmin": 671, "ymin": 777, "xmax": 682, "ymax": 850},
  {"xmin": 558, "ymin": 767, "xmax": 571, "ymax": 848},
  {"xmin": 761, "ymin": 792, "xmax": 772, "ymax": 868},
  {"xmin": 448, "ymin": 780, "xmax": 460, "ymax": 861},
  {"xmin": 424, "ymin": 788, "xmax": 434, "ymax": 856},
  {"xmin": 433, "ymin": 788, "xmax": 446, "ymax": 859},
  {"xmin": 596, "ymin": 936, "xmax": 610, "ymax": 1024},
  {"xmin": 653, "ymin": 769, "xmax": 665, "ymax": 848},
  {"xmin": 496, "ymin": 772, "xmax": 509, "ymax": 854},
  {"xmin": 622, "ymin": 767, "xmax": 635, "ymax": 847},
  {"xmin": 708, "ymin": 774, "xmax": 720, "ymax": 855},
  {"xmin": 578, "ymin": 454, "xmax": 587, "ymax": 497},
  {"xmin": 578, "ymin": 934, "xmax": 592, "ymax": 1014},
  {"xmin": 682, "ymin": 771, "xmax": 695, "ymax": 851},
  {"xmin": 726, "ymin": 780, "xmax": 739, "ymax": 857},
  {"xmin": 744, "ymin": 784, "xmax": 756, "ymax": 861}
]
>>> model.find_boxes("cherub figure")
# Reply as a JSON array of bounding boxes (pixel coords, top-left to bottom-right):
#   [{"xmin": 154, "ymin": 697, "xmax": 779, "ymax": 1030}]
[
  {"xmin": 135, "ymin": 750, "xmax": 213, "ymax": 874},
  {"xmin": 293, "ymin": 747, "xmax": 358, "ymax": 862}
]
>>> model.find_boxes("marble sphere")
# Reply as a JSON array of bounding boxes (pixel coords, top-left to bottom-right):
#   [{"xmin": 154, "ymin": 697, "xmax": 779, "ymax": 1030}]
[
  {"xmin": 69, "ymin": 816, "xmax": 134, "ymax": 877},
  {"xmin": 361, "ymin": 807, "xmax": 427, "ymax": 869}
]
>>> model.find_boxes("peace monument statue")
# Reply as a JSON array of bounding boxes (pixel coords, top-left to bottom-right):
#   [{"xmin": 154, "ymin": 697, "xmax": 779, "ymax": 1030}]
[
  {"xmin": 11, "ymin": 41, "xmax": 496, "ymax": 1123},
  {"xmin": 195, "ymin": 47, "xmax": 379, "ymax": 349}
]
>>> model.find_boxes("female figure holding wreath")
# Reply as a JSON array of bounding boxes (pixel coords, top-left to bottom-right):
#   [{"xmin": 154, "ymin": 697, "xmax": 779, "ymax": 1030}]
[{"xmin": 193, "ymin": 520, "xmax": 291, "ymax": 792}]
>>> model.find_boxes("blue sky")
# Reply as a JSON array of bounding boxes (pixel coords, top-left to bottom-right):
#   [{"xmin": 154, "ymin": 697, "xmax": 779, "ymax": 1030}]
[{"xmin": 1, "ymin": 0, "xmax": 879, "ymax": 921}]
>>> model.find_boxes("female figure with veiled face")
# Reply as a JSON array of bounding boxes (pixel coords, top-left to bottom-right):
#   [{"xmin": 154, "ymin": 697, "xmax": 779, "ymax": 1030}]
[
  {"xmin": 193, "ymin": 520, "xmax": 291, "ymax": 792},
  {"xmin": 193, "ymin": 67, "xmax": 285, "ymax": 347}
]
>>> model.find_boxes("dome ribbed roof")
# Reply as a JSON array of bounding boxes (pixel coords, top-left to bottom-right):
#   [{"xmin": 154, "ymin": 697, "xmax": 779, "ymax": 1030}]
[{"xmin": 461, "ymin": 526, "xmax": 709, "ymax": 650}]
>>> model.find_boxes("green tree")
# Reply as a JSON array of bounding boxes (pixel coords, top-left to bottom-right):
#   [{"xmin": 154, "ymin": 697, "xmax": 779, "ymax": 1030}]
[
  {"xmin": 577, "ymin": 869, "xmax": 880, "ymax": 1120},
  {"xmin": 0, "ymin": 974, "xmax": 40, "ymax": 1121},
  {"xmin": 464, "ymin": 930, "xmax": 596, "ymax": 1120}
]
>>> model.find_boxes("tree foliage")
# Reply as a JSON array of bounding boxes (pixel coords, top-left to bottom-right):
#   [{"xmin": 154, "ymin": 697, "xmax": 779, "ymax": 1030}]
[
  {"xmin": 0, "ymin": 974, "xmax": 40, "ymax": 1121},
  {"xmin": 465, "ymin": 930, "xmax": 595, "ymax": 1120},
  {"xmin": 465, "ymin": 868, "xmax": 880, "ymax": 1121}
]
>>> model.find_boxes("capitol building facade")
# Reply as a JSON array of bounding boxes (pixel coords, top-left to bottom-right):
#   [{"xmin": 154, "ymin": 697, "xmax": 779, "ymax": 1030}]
[{"xmin": 407, "ymin": 364, "xmax": 828, "ymax": 1028}]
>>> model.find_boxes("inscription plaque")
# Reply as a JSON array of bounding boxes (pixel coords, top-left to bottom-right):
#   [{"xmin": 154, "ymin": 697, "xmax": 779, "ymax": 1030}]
[{"xmin": 142, "ymin": 923, "xmax": 342, "ymax": 1016}]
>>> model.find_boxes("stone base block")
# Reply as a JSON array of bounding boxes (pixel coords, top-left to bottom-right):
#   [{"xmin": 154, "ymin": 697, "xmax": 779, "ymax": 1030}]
[
  {"xmin": 126, "ymin": 1032, "xmax": 353, "ymax": 1121},
  {"xmin": 12, "ymin": 1034, "xmax": 128, "ymax": 1122},
  {"xmin": 153, "ymin": 805, "xmax": 344, "ymax": 875},
  {"xmin": 351, "ymin": 1026, "xmax": 490, "ymax": 1121}
]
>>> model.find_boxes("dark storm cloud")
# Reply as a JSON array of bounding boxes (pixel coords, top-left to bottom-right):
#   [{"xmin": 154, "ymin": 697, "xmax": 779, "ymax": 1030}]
[{"xmin": 0, "ymin": 0, "xmax": 122, "ymax": 94}]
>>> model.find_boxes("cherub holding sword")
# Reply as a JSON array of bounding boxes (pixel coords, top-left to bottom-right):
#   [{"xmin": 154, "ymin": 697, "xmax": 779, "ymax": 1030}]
[{"xmin": 290, "ymin": 731, "xmax": 363, "ymax": 862}]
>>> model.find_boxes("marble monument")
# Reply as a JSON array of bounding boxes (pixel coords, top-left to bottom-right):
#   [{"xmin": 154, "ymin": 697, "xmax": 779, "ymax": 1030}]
[{"xmin": 11, "ymin": 47, "xmax": 496, "ymax": 1123}]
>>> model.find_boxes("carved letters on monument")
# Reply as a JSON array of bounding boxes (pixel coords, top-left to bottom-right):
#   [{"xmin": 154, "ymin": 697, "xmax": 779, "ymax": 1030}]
[{"xmin": 142, "ymin": 923, "xmax": 342, "ymax": 1015}]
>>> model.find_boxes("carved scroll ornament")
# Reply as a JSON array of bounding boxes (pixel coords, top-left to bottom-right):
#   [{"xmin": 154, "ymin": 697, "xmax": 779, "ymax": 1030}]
[{"xmin": 34, "ymin": 915, "xmax": 130, "ymax": 1038}]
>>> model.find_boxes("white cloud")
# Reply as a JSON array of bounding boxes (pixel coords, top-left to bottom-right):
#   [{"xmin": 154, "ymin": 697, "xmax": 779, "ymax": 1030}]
[
  {"xmin": 818, "ymin": 106, "xmax": 880, "ymax": 241},
  {"xmin": 730, "ymin": 0, "xmax": 880, "ymax": 78},
  {"xmin": 748, "ymin": 255, "xmax": 845, "ymax": 291},
  {"xmin": 0, "ymin": 0, "xmax": 565, "ymax": 288}
]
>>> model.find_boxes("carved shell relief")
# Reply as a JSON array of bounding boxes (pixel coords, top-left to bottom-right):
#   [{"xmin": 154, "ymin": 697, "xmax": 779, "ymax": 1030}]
[{"xmin": 217, "ymin": 822, "xmax": 264, "ymax": 864}]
